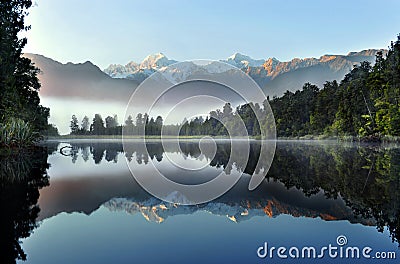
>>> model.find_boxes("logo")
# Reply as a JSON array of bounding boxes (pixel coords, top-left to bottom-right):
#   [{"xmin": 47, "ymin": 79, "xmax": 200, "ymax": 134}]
[
  {"xmin": 257, "ymin": 235, "xmax": 396, "ymax": 260},
  {"xmin": 336, "ymin": 235, "xmax": 348, "ymax": 246}
]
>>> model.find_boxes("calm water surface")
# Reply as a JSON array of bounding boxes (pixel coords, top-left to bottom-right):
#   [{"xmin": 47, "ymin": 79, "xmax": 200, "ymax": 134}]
[{"xmin": 1, "ymin": 139, "xmax": 399, "ymax": 263}]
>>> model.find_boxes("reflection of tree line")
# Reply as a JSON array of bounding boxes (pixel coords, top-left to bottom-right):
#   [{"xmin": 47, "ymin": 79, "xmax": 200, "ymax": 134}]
[
  {"xmin": 67, "ymin": 140, "xmax": 399, "ymax": 244},
  {"xmin": 1, "ymin": 142, "xmax": 400, "ymax": 264},
  {"xmin": 0, "ymin": 148, "xmax": 49, "ymax": 263},
  {"xmin": 65, "ymin": 142, "xmax": 164, "ymax": 165},
  {"xmin": 66, "ymin": 143, "xmax": 124, "ymax": 164},
  {"xmin": 61, "ymin": 141, "xmax": 400, "ymax": 243},
  {"xmin": 64, "ymin": 142, "xmax": 234, "ymax": 168},
  {"xmin": 215, "ymin": 141, "xmax": 400, "ymax": 244},
  {"xmin": 266, "ymin": 143, "xmax": 400, "ymax": 244},
  {"xmin": 200, "ymin": 141, "xmax": 400, "ymax": 244}
]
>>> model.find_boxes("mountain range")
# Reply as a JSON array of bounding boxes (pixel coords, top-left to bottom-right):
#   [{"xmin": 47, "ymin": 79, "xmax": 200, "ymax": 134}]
[
  {"xmin": 23, "ymin": 53, "xmax": 139, "ymax": 102},
  {"xmin": 103, "ymin": 49, "xmax": 386, "ymax": 96},
  {"xmin": 24, "ymin": 49, "xmax": 386, "ymax": 134},
  {"xmin": 25, "ymin": 49, "xmax": 386, "ymax": 103}
]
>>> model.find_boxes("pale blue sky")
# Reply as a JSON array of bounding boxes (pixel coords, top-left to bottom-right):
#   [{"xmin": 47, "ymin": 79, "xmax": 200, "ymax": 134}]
[{"xmin": 24, "ymin": 0, "xmax": 400, "ymax": 69}]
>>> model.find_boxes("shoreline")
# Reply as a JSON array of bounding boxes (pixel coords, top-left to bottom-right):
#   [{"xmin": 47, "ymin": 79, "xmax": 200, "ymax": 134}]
[{"xmin": 42, "ymin": 134, "xmax": 400, "ymax": 144}]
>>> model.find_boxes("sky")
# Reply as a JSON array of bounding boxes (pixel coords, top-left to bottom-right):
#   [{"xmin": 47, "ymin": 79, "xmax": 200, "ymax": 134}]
[
  {"xmin": 23, "ymin": 0, "xmax": 400, "ymax": 69},
  {"xmin": 21, "ymin": 0, "xmax": 400, "ymax": 134}
]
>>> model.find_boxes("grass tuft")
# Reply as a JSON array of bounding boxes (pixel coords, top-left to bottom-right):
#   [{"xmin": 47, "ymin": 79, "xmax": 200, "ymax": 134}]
[{"xmin": 0, "ymin": 118, "xmax": 40, "ymax": 148}]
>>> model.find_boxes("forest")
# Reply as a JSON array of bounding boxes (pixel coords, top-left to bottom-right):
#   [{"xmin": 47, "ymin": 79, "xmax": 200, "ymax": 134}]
[{"xmin": 69, "ymin": 35, "xmax": 400, "ymax": 141}]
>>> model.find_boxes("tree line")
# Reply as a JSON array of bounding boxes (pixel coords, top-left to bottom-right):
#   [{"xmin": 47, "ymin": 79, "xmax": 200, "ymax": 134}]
[
  {"xmin": 71, "ymin": 35, "xmax": 400, "ymax": 140},
  {"xmin": 70, "ymin": 113, "xmax": 165, "ymax": 136},
  {"xmin": 270, "ymin": 35, "xmax": 400, "ymax": 139},
  {"xmin": 69, "ymin": 102, "xmax": 273, "ymax": 137},
  {"xmin": 195, "ymin": 34, "xmax": 400, "ymax": 140}
]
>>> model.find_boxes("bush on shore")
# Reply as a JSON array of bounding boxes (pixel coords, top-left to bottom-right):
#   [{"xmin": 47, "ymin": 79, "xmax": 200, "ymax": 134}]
[{"xmin": 0, "ymin": 118, "xmax": 40, "ymax": 148}]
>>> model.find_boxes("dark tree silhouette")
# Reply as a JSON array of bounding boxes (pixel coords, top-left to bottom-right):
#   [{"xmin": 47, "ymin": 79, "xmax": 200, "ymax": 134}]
[
  {"xmin": 81, "ymin": 116, "xmax": 90, "ymax": 133},
  {"xmin": 91, "ymin": 114, "xmax": 105, "ymax": 135},
  {"xmin": 0, "ymin": 0, "xmax": 49, "ymax": 132},
  {"xmin": 70, "ymin": 115, "xmax": 79, "ymax": 134}
]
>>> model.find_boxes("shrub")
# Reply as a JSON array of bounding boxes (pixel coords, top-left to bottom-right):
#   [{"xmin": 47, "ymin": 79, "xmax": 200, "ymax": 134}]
[{"xmin": 0, "ymin": 118, "xmax": 40, "ymax": 148}]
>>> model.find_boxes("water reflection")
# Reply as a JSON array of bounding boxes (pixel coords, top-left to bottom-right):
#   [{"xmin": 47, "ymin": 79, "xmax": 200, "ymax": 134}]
[
  {"xmin": 43, "ymin": 140, "xmax": 400, "ymax": 245},
  {"xmin": 268, "ymin": 142, "xmax": 400, "ymax": 244},
  {"xmin": 0, "ymin": 148, "xmax": 49, "ymax": 263}
]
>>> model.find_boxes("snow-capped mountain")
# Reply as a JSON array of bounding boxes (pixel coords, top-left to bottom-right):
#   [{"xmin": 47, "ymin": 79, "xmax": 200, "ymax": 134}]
[
  {"xmin": 105, "ymin": 61, "xmax": 139, "ymax": 78},
  {"xmin": 103, "ymin": 49, "xmax": 386, "ymax": 96},
  {"xmin": 104, "ymin": 52, "xmax": 177, "ymax": 78},
  {"xmin": 223, "ymin": 52, "xmax": 265, "ymax": 68},
  {"xmin": 157, "ymin": 61, "xmax": 206, "ymax": 84},
  {"xmin": 104, "ymin": 52, "xmax": 265, "ymax": 79},
  {"xmin": 139, "ymin": 53, "xmax": 177, "ymax": 69}
]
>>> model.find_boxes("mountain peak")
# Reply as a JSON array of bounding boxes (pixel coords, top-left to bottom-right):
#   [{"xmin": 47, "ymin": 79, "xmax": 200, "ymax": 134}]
[
  {"xmin": 139, "ymin": 52, "xmax": 176, "ymax": 69},
  {"xmin": 227, "ymin": 52, "xmax": 246, "ymax": 60},
  {"xmin": 265, "ymin": 57, "xmax": 280, "ymax": 64},
  {"xmin": 225, "ymin": 53, "xmax": 265, "ymax": 68},
  {"xmin": 142, "ymin": 52, "xmax": 166, "ymax": 62},
  {"xmin": 103, "ymin": 53, "xmax": 177, "ymax": 78},
  {"xmin": 319, "ymin": 55, "xmax": 337, "ymax": 62},
  {"xmin": 263, "ymin": 57, "xmax": 280, "ymax": 74}
]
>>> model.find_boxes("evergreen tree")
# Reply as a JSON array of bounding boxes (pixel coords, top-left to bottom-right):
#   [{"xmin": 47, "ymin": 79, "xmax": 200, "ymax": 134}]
[
  {"xmin": 333, "ymin": 62, "xmax": 373, "ymax": 136},
  {"xmin": 310, "ymin": 81, "xmax": 339, "ymax": 134},
  {"xmin": 0, "ymin": 0, "xmax": 49, "ymax": 132},
  {"xmin": 155, "ymin": 116, "xmax": 163, "ymax": 135},
  {"xmin": 105, "ymin": 115, "xmax": 117, "ymax": 128},
  {"xmin": 70, "ymin": 115, "xmax": 79, "ymax": 135},
  {"xmin": 124, "ymin": 115, "xmax": 134, "ymax": 135},
  {"xmin": 146, "ymin": 117, "xmax": 156, "ymax": 135},
  {"xmin": 369, "ymin": 36, "xmax": 400, "ymax": 136},
  {"xmin": 81, "ymin": 116, "xmax": 90, "ymax": 133},
  {"xmin": 125, "ymin": 115, "xmax": 133, "ymax": 126},
  {"xmin": 91, "ymin": 114, "xmax": 105, "ymax": 135}
]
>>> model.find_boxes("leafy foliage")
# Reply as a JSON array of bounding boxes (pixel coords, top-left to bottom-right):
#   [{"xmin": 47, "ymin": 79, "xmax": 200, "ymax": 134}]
[
  {"xmin": 0, "ymin": 117, "xmax": 39, "ymax": 147},
  {"xmin": 269, "ymin": 34, "xmax": 400, "ymax": 139},
  {"xmin": 0, "ymin": 0, "xmax": 50, "ymax": 146}
]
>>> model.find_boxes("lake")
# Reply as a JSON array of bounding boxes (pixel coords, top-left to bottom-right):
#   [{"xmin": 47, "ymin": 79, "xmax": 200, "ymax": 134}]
[{"xmin": 1, "ymin": 139, "xmax": 399, "ymax": 263}]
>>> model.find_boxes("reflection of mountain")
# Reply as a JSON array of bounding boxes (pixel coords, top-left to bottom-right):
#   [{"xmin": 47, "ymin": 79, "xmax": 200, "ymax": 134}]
[
  {"xmin": 37, "ymin": 170, "xmax": 144, "ymax": 220},
  {"xmin": 38, "ymin": 162, "xmax": 365, "ymax": 226},
  {"xmin": 39, "ymin": 140, "xmax": 400, "ymax": 246},
  {"xmin": 104, "ymin": 188, "xmax": 367, "ymax": 225},
  {"xmin": 0, "ymin": 148, "xmax": 49, "ymax": 263}
]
